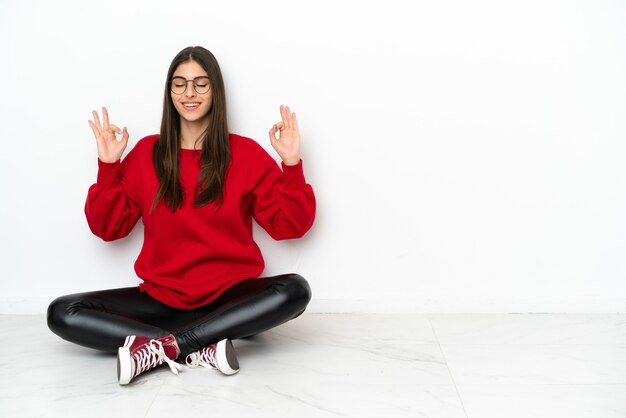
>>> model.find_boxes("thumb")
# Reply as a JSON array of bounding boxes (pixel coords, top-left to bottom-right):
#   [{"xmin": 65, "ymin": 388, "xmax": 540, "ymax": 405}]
[{"xmin": 122, "ymin": 127, "xmax": 129, "ymax": 144}]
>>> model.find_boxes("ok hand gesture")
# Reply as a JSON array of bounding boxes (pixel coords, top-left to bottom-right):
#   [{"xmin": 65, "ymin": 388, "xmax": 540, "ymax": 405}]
[
  {"xmin": 269, "ymin": 105, "xmax": 301, "ymax": 166},
  {"xmin": 88, "ymin": 107, "xmax": 129, "ymax": 163}
]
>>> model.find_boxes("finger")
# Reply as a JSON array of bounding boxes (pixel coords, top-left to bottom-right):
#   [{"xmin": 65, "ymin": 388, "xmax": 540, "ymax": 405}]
[
  {"xmin": 291, "ymin": 112, "xmax": 299, "ymax": 132},
  {"xmin": 102, "ymin": 107, "xmax": 110, "ymax": 129},
  {"xmin": 269, "ymin": 124, "xmax": 279, "ymax": 141},
  {"xmin": 284, "ymin": 105, "xmax": 292, "ymax": 122},
  {"xmin": 280, "ymin": 105, "xmax": 289, "ymax": 128},
  {"xmin": 285, "ymin": 106, "xmax": 293, "ymax": 129},
  {"xmin": 88, "ymin": 120, "xmax": 100, "ymax": 139},
  {"xmin": 92, "ymin": 110, "xmax": 102, "ymax": 133},
  {"xmin": 122, "ymin": 127, "xmax": 129, "ymax": 144},
  {"xmin": 109, "ymin": 124, "xmax": 123, "ymax": 135}
]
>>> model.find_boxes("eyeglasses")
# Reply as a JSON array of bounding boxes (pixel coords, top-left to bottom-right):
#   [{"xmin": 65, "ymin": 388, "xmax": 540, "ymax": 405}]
[{"xmin": 169, "ymin": 76, "xmax": 211, "ymax": 95}]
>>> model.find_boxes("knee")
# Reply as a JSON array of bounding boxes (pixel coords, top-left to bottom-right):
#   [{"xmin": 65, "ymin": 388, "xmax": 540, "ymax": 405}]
[
  {"xmin": 276, "ymin": 274, "xmax": 312, "ymax": 310},
  {"xmin": 46, "ymin": 294, "xmax": 82, "ymax": 338}
]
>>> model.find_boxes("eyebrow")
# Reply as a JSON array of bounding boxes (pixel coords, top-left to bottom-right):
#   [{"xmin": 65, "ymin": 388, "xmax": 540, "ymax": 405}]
[{"xmin": 171, "ymin": 75, "xmax": 209, "ymax": 79}]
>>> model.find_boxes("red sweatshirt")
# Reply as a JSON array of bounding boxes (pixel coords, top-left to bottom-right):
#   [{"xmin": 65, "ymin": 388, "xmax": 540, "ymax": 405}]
[{"xmin": 85, "ymin": 134, "xmax": 316, "ymax": 309}]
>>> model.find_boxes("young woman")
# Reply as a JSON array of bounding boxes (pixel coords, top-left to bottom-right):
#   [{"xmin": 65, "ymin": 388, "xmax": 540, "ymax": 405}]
[{"xmin": 47, "ymin": 46, "xmax": 316, "ymax": 385}]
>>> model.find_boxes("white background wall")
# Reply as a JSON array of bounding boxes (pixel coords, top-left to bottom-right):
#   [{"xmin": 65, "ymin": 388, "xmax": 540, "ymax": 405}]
[{"xmin": 1, "ymin": 0, "xmax": 625, "ymax": 314}]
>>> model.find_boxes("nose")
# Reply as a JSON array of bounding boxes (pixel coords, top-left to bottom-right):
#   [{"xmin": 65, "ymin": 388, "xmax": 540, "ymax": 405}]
[{"xmin": 184, "ymin": 80, "xmax": 196, "ymax": 98}]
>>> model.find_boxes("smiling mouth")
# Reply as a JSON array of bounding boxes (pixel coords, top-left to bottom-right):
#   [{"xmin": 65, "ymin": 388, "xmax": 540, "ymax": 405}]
[{"xmin": 183, "ymin": 103, "xmax": 200, "ymax": 109}]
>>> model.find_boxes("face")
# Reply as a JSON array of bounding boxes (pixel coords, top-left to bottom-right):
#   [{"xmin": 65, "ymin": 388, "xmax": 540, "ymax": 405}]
[{"xmin": 170, "ymin": 60, "xmax": 213, "ymax": 125}]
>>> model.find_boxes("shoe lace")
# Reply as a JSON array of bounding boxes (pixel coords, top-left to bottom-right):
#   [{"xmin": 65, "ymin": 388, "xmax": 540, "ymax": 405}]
[
  {"xmin": 185, "ymin": 345, "xmax": 217, "ymax": 370},
  {"xmin": 134, "ymin": 340, "xmax": 182, "ymax": 376}
]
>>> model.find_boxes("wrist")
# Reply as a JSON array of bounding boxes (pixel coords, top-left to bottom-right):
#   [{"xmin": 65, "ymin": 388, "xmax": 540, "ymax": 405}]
[
  {"xmin": 99, "ymin": 157, "xmax": 119, "ymax": 164},
  {"xmin": 282, "ymin": 156, "xmax": 301, "ymax": 166}
]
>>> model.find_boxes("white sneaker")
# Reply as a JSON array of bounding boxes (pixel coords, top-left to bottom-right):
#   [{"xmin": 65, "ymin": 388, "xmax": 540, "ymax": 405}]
[{"xmin": 184, "ymin": 339, "xmax": 239, "ymax": 376}]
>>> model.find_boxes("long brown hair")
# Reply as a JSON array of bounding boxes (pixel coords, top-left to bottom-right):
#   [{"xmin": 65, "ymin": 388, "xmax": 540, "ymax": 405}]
[{"xmin": 150, "ymin": 46, "xmax": 230, "ymax": 213}]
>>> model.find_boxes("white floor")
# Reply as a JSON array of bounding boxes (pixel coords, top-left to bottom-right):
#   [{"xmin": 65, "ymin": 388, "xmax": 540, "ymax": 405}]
[{"xmin": 1, "ymin": 313, "xmax": 625, "ymax": 418}]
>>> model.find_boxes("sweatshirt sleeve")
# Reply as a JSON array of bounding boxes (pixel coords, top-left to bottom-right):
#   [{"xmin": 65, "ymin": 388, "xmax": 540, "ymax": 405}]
[
  {"xmin": 250, "ymin": 154, "xmax": 316, "ymax": 241},
  {"xmin": 84, "ymin": 146, "xmax": 143, "ymax": 241}
]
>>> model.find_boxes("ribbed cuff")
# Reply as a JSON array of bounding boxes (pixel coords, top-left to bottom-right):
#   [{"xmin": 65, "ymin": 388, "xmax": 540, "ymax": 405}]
[
  {"xmin": 281, "ymin": 159, "xmax": 307, "ymax": 190},
  {"xmin": 96, "ymin": 158, "xmax": 121, "ymax": 189}
]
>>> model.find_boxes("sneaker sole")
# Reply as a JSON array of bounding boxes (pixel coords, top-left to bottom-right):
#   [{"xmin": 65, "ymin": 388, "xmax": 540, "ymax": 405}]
[
  {"xmin": 216, "ymin": 339, "xmax": 239, "ymax": 375},
  {"xmin": 117, "ymin": 335, "xmax": 135, "ymax": 385}
]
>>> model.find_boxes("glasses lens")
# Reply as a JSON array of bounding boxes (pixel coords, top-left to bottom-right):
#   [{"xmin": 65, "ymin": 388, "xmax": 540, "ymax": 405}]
[
  {"xmin": 193, "ymin": 77, "xmax": 210, "ymax": 94},
  {"xmin": 171, "ymin": 77, "xmax": 187, "ymax": 94}
]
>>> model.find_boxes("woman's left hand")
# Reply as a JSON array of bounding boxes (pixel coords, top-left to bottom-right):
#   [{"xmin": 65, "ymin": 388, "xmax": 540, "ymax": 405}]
[{"xmin": 269, "ymin": 105, "xmax": 301, "ymax": 166}]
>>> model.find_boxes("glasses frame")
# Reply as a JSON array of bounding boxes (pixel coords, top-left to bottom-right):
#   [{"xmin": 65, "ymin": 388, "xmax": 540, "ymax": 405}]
[{"xmin": 169, "ymin": 76, "xmax": 211, "ymax": 95}]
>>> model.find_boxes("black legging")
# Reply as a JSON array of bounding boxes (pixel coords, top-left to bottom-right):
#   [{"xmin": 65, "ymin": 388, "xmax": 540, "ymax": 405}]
[{"xmin": 47, "ymin": 274, "xmax": 311, "ymax": 357}]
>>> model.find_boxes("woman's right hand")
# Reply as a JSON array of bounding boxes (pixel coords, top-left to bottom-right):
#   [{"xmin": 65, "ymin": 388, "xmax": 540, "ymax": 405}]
[{"xmin": 88, "ymin": 107, "xmax": 129, "ymax": 163}]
